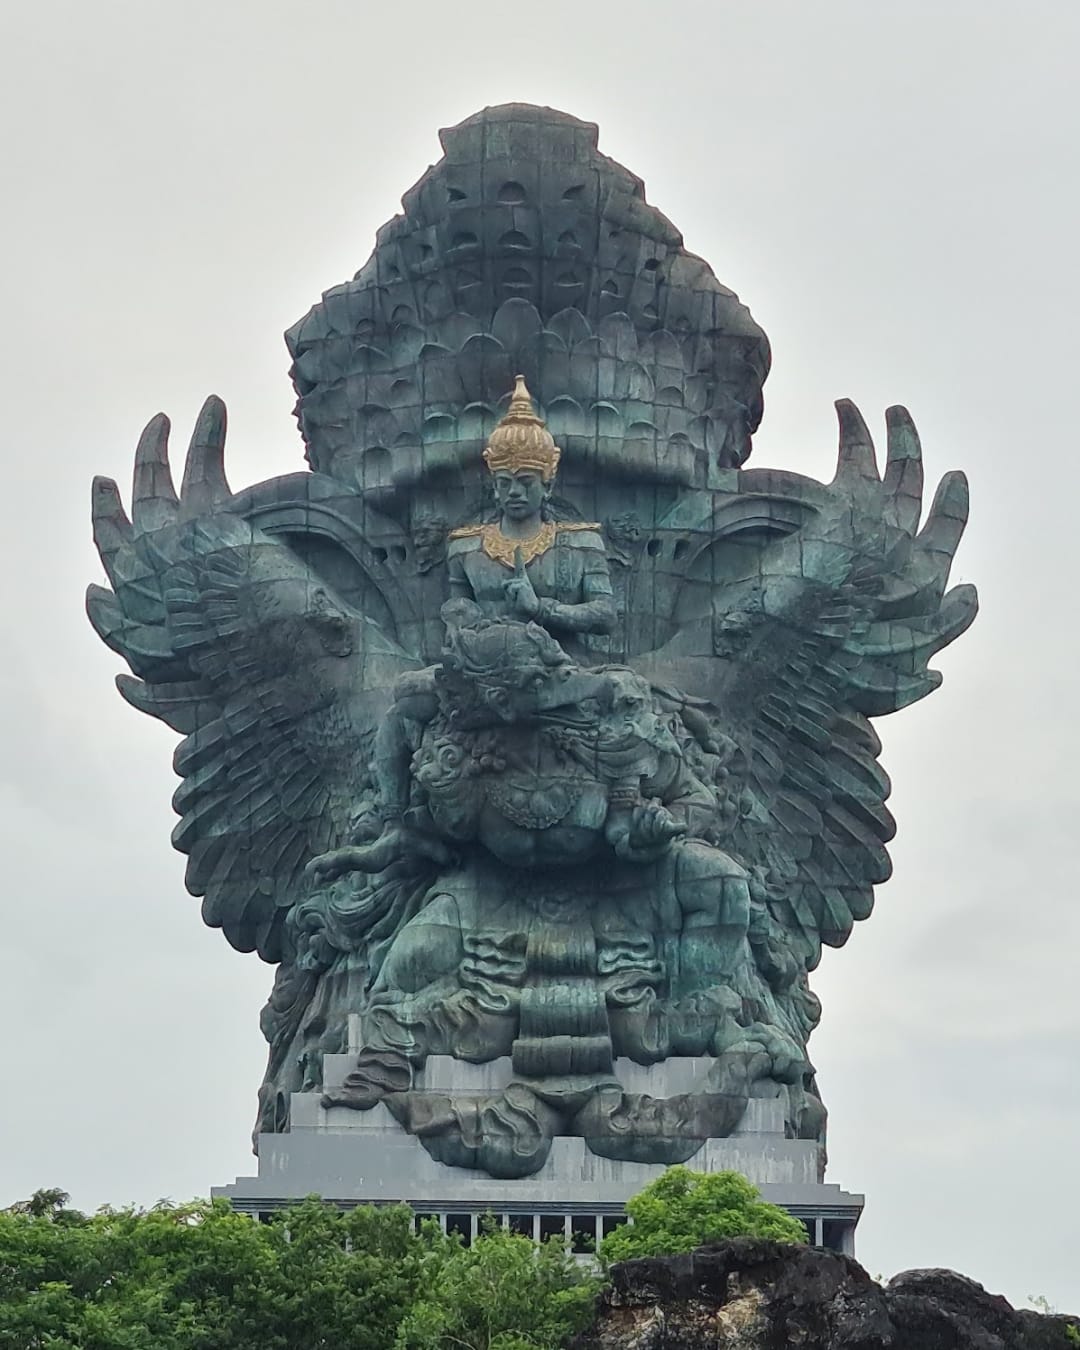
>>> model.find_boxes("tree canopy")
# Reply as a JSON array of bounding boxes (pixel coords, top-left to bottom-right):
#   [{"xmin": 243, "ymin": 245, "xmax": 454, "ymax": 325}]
[
  {"xmin": 395, "ymin": 1222, "xmax": 597, "ymax": 1350},
  {"xmin": 597, "ymin": 1167, "xmax": 808, "ymax": 1263},
  {"xmin": 0, "ymin": 1192, "xmax": 598, "ymax": 1350},
  {"xmin": 0, "ymin": 1170, "xmax": 807, "ymax": 1348}
]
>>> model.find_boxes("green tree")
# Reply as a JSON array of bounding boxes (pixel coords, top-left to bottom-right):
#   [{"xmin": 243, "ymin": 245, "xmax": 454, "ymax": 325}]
[
  {"xmin": 0, "ymin": 1193, "xmax": 598, "ymax": 1350},
  {"xmin": 597, "ymin": 1166, "xmax": 807, "ymax": 1263},
  {"xmin": 394, "ymin": 1224, "xmax": 601, "ymax": 1350},
  {"xmin": 4, "ymin": 1188, "xmax": 83, "ymax": 1221},
  {"xmin": 0, "ymin": 1193, "xmax": 443, "ymax": 1350}
]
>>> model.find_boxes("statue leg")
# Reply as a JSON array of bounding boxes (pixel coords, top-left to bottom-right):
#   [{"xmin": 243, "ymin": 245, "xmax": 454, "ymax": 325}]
[
  {"xmin": 307, "ymin": 676, "xmax": 450, "ymax": 878},
  {"xmin": 323, "ymin": 891, "xmax": 466, "ymax": 1110},
  {"xmin": 671, "ymin": 840, "xmax": 752, "ymax": 996},
  {"xmin": 372, "ymin": 686, "xmax": 436, "ymax": 817},
  {"xmin": 324, "ymin": 885, "xmax": 524, "ymax": 1114}
]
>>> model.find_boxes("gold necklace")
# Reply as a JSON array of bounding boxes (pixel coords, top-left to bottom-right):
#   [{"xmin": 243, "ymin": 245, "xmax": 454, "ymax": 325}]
[{"xmin": 480, "ymin": 519, "xmax": 557, "ymax": 569}]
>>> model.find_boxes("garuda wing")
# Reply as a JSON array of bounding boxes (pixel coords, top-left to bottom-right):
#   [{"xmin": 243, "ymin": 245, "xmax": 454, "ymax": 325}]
[
  {"xmin": 86, "ymin": 397, "xmax": 417, "ymax": 962},
  {"xmin": 666, "ymin": 401, "xmax": 977, "ymax": 973}
]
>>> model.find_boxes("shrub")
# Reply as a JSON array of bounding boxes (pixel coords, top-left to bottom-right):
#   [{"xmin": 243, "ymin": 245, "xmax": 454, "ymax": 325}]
[
  {"xmin": 395, "ymin": 1223, "xmax": 600, "ymax": 1350},
  {"xmin": 597, "ymin": 1166, "xmax": 808, "ymax": 1263}
]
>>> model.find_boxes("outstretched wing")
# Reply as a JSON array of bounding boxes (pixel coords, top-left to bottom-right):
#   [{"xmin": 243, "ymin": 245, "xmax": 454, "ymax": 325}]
[
  {"xmin": 87, "ymin": 397, "xmax": 416, "ymax": 962},
  {"xmin": 704, "ymin": 401, "xmax": 977, "ymax": 970}
]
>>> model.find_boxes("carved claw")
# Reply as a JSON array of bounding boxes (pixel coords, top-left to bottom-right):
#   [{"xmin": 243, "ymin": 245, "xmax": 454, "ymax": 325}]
[
  {"xmin": 131, "ymin": 412, "xmax": 178, "ymax": 531},
  {"xmin": 833, "ymin": 400, "xmax": 933, "ymax": 536},
  {"xmin": 882, "ymin": 405, "xmax": 924, "ymax": 535},
  {"xmin": 827, "ymin": 400, "xmax": 973, "ymax": 603},
  {"xmin": 89, "ymin": 474, "xmax": 171, "ymax": 627},
  {"xmin": 92, "ymin": 396, "xmax": 233, "ymax": 557},
  {"xmin": 87, "ymin": 397, "xmax": 240, "ymax": 681},
  {"xmin": 913, "ymin": 470, "xmax": 970, "ymax": 600},
  {"xmin": 90, "ymin": 475, "xmax": 133, "ymax": 584},
  {"xmin": 833, "ymin": 399, "xmax": 881, "ymax": 486},
  {"xmin": 179, "ymin": 395, "xmax": 231, "ymax": 519}
]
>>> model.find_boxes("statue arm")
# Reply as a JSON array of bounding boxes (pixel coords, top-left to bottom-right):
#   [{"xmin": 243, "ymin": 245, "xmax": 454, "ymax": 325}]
[
  {"xmin": 447, "ymin": 548, "xmax": 472, "ymax": 600},
  {"xmin": 536, "ymin": 594, "xmax": 616, "ymax": 635},
  {"xmin": 536, "ymin": 541, "xmax": 616, "ymax": 635}
]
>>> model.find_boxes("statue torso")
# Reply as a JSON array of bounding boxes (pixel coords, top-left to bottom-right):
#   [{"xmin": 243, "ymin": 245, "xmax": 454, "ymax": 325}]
[{"xmin": 447, "ymin": 522, "xmax": 607, "ymax": 616}]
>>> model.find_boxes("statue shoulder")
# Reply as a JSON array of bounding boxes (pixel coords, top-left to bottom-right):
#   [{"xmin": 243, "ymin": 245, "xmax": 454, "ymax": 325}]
[
  {"xmin": 447, "ymin": 526, "xmax": 485, "ymax": 556},
  {"xmin": 556, "ymin": 522, "xmax": 605, "ymax": 551}
]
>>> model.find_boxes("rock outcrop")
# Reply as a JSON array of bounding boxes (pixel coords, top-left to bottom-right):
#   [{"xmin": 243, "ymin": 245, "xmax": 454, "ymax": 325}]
[{"xmin": 572, "ymin": 1239, "xmax": 1077, "ymax": 1349}]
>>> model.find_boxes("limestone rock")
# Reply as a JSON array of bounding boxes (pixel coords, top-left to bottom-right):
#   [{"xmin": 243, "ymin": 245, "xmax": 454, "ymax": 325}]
[{"xmin": 572, "ymin": 1240, "xmax": 1077, "ymax": 1349}]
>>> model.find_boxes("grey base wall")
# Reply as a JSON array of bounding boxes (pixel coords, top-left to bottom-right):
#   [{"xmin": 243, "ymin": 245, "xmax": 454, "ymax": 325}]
[{"xmin": 215, "ymin": 1054, "xmax": 864, "ymax": 1254}]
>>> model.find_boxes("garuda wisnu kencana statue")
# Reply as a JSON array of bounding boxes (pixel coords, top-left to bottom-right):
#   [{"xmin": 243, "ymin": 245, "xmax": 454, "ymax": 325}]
[{"xmin": 87, "ymin": 105, "xmax": 977, "ymax": 1179}]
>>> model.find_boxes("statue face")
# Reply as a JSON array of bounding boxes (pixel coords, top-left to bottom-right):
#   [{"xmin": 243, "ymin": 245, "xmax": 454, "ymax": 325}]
[{"xmin": 493, "ymin": 470, "xmax": 548, "ymax": 523}]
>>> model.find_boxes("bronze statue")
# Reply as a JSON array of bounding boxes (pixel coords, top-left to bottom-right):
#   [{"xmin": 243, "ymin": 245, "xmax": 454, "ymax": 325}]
[{"xmin": 86, "ymin": 105, "xmax": 977, "ymax": 1177}]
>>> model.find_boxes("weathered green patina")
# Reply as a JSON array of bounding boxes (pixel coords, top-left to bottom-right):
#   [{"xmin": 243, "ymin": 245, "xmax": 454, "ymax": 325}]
[{"xmin": 87, "ymin": 105, "xmax": 977, "ymax": 1178}]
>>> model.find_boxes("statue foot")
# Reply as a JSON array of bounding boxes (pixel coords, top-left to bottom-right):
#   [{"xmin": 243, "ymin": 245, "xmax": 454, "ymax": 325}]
[
  {"xmin": 321, "ymin": 1049, "xmax": 412, "ymax": 1111},
  {"xmin": 573, "ymin": 1083, "xmax": 746, "ymax": 1164},
  {"xmin": 388, "ymin": 1083, "xmax": 560, "ymax": 1179}
]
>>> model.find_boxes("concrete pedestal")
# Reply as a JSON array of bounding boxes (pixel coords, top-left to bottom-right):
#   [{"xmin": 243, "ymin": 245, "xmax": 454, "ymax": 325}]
[{"xmin": 215, "ymin": 1045, "xmax": 864, "ymax": 1254}]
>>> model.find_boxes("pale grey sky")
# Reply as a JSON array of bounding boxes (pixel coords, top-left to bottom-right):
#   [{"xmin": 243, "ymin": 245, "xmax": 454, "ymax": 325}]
[{"xmin": 2, "ymin": 0, "xmax": 1077, "ymax": 1313}]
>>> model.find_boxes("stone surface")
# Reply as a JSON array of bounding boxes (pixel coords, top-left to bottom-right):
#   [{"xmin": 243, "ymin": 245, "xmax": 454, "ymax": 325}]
[
  {"xmin": 86, "ymin": 103, "xmax": 978, "ymax": 1181},
  {"xmin": 572, "ymin": 1242, "xmax": 1078, "ymax": 1350},
  {"xmin": 215, "ymin": 1064, "xmax": 863, "ymax": 1254},
  {"xmin": 217, "ymin": 1057, "xmax": 860, "ymax": 1219}
]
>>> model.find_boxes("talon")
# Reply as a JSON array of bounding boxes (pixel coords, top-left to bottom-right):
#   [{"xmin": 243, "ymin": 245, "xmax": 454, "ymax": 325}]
[
  {"xmin": 833, "ymin": 399, "xmax": 880, "ymax": 484},
  {"xmin": 132, "ymin": 412, "xmax": 178, "ymax": 531},
  {"xmin": 883, "ymin": 405, "xmax": 924, "ymax": 535},
  {"xmin": 179, "ymin": 395, "xmax": 232, "ymax": 517},
  {"xmin": 304, "ymin": 862, "xmax": 328, "ymax": 886}
]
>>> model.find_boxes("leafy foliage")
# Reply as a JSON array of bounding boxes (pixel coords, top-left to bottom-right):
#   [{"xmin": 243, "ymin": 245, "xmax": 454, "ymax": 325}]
[
  {"xmin": 0, "ymin": 1195, "xmax": 438, "ymax": 1349},
  {"xmin": 0, "ymin": 1194, "xmax": 600, "ymax": 1350},
  {"xmin": 597, "ymin": 1166, "xmax": 808, "ymax": 1263},
  {"xmin": 395, "ymin": 1223, "xmax": 600, "ymax": 1350},
  {"xmin": 0, "ymin": 1172, "xmax": 809, "ymax": 1348}
]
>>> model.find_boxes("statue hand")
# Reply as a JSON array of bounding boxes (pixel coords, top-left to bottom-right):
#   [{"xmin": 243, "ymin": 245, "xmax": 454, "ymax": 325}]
[
  {"xmin": 503, "ymin": 546, "xmax": 541, "ymax": 619},
  {"xmin": 304, "ymin": 847, "xmax": 360, "ymax": 885},
  {"xmin": 305, "ymin": 825, "xmax": 451, "ymax": 885},
  {"xmin": 610, "ymin": 800, "xmax": 685, "ymax": 860},
  {"xmin": 629, "ymin": 800, "xmax": 685, "ymax": 850}
]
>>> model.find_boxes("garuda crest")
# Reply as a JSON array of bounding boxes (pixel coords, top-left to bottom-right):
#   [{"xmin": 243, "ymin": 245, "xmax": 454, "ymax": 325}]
[{"xmin": 87, "ymin": 105, "xmax": 976, "ymax": 1178}]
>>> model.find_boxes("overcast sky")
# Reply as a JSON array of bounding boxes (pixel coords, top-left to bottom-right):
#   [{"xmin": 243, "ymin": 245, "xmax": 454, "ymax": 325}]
[{"xmin": 2, "ymin": 0, "xmax": 1077, "ymax": 1314}]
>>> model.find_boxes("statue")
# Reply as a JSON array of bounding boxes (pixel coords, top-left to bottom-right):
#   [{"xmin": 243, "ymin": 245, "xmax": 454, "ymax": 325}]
[
  {"xmin": 86, "ymin": 105, "xmax": 977, "ymax": 1179},
  {"xmin": 307, "ymin": 373, "xmax": 618, "ymax": 878}
]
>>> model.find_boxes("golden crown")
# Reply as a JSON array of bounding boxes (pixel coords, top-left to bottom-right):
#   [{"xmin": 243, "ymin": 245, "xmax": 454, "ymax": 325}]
[{"xmin": 482, "ymin": 375, "xmax": 561, "ymax": 481}]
